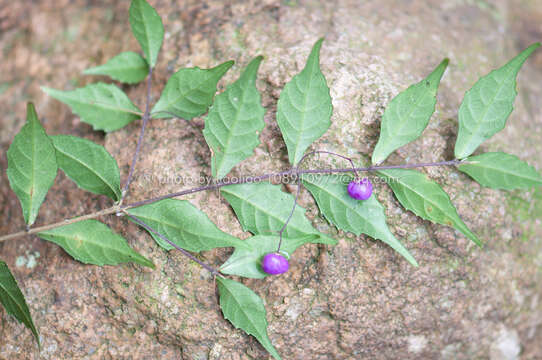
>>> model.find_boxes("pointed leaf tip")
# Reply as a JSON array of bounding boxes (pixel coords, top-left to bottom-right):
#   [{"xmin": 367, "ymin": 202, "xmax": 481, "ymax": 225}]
[
  {"xmin": 50, "ymin": 135, "xmax": 122, "ymax": 201},
  {"xmin": 459, "ymin": 152, "xmax": 542, "ymax": 190},
  {"xmin": 454, "ymin": 43, "xmax": 540, "ymax": 159},
  {"xmin": 217, "ymin": 277, "xmax": 282, "ymax": 359},
  {"xmin": 427, "ymin": 58, "xmax": 449, "ymax": 85},
  {"xmin": 0, "ymin": 260, "xmax": 40, "ymax": 347},
  {"xmin": 83, "ymin": 51, "xmax": 149, "ymax": 84},
  {"xmin": 302, "ymin": 175, "xmax": 418, "ymax": 267},
  {"xmin": 41, "ymin": 83, "xmax": 141, "ymax": 132},
  {"xmin": 129, "ymin": 0, "xmax": 164, "ymax": 68},
  {"xmin": 151, "ymin": 60, "xmax": 234, "ymax": 120},
  {"xmin": 372, "ymin": 58, "xmax": 448, "ymax": 164},
  {"xmin": 26, "ymin": 102, "xmax": 38, "ymax": 122},
  {"xmin": 6, "ymin": 103, "xmax": 57, "ymax": 226},
  {"xmin": 38, "ymin": 220, "xmax": 154, "ymax": 268},
  {"xmin": 377, "ymin": 168, "xmax": 482, "ymax": 248},
  {"xmin": 203, "ymin": 56, "xmax": 265, "ymax": 179},
  {"xmin": 276, "ymin": 39, "xmax": 332, "ymax": 165},
  {"xmin": 127, "ymin": 199, "xmax": 249, "ymax": 252}
]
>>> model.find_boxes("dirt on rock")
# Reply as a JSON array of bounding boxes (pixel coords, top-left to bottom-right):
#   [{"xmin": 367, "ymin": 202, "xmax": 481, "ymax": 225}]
[{"xmin": 1, "ymin": 0, "xmax": 541, "ymax": 359}]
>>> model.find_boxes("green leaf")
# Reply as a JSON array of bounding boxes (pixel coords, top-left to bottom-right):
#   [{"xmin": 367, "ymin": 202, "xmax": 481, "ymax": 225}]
[
  {"xmin": 83, "ymin": 51, "xmax": 149, "ymax": 84},
  {"xmin": 377, "ymin": 168, "xmax": 481, "ymax": 247},
  {"xmin": 42, "ymin": 83, "xmax": 141, "ymax": 132},
  {"xmin": 216, "ymin": 277, "xmax": 281, "ymax": 360},
  {"xmin": 276, "ymin": 38, "xmax": 332, "ymax": 165},
  {"xmin": 38, "ymin": 220, "xmax": 154, "ymax": 268},
  {"xmin": 151, "ymin": 61, "xmax": 234, "ymax": 120},
  {"xmin": 221, "ymin": 182, "xmax": 334, "ymax": 242},
  {"xmin": 6, "ymin": 103, "xmax": 57, "ymax": 226},
  {"xmin": 454, "ymin": 43, "xmax": 540, "ymax": 159},
  {"xmin": 50, "ymin": 135, "xmax": 122, "ymax": 201},
  {"xmin": 0, "ymin": 260, "xmax": 40, "ymax": 347},
  {"xmin": 126, "ymin": 199, "xmax": 249, "ymax": 252},
  {"xmin": 372, "ymin": 59, "xmax": 449, "ymax": 164},
  {"xmin": 301, "ymin": 174, "xmax": 418, "ymax": 266},
  {"xmin": 458, "ymin": 152, "xmax": 542, "ymax": 190},
  {"xmin": 221, "ymin": 234, "xmax": 334, "ymax": 279},
  {"xmin": 129, "ymin": 0, "xmax": 164, "ymax": 68},
  {"xmin": 203, "ymin": 56, "xmax": 265, "ymax": 179}
]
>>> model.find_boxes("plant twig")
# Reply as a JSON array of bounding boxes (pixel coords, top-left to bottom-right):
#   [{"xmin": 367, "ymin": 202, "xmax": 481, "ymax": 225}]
[
  {"xmin": 123, "ymin": 212, "xmax": 221, "ymax": 276},
  {"xmin": 126, "ymin": 159, "xmax": 465, "ymax": 208},
  {"xmin": 122, "ymin": 67, "xmax": 154, "ymax": 197},
  {"xmin": 0, "ymin": 206, "xmax": 120, "ymax": 242},
  {"xmin": 0, "ymin": 159, "xmax": 466, "ymax": 242}
]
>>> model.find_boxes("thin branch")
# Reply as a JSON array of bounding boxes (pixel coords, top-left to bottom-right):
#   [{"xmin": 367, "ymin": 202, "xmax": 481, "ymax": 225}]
[
  {"xmin": 303, "ymin": 150, "xmax": 360, "ymax": 178},
  {"xmin": 125, "ymin": 159, "xmax": 465, "ymax": 209},
  {"xmin": 123, "ymin": 212, "xmax": 221, "ymax": 276},
  {"xmin": 0, "ymin": 159, "xmax": 466, "ymax": 242},
  {"xmin": 0, "ymin": 206, "xmax": 120, "ymax": 242},
  {"xmin": 122, "ymin": 66, "xmax": 154, "ymax": 197}
]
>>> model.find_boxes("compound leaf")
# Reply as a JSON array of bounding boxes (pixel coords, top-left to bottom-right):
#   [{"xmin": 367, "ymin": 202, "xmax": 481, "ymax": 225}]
[
  {"xmin": 203, "ymin": 56, "xmax": 265, "ymax": 179},
  {"xmin": 220, "ymin": 234, "xmax": 334, "ymax": 279},
  {"xmin": 50, "ymin": 135, "xmax": 122, "ymax": 201},
  {"xmin": 6, "ymin": 103, "xmax": 57, "ymax": 226},
  {"xmin": 458, "ymin": 152, "xmax": 542, "ymax": 190},
  {"xmin": 276, "ymin": 38, "xmax": 332, "ymax": 165},
  {"xmin": 221, "ymin": 182, "xmax": 334, "ymax": 242},
  {"xmin": 377, "ymin": 168, "xmax": 481, "ymax": 247},
  {"xmin": 454, "ymin": 43, "xmax": 540, "ymax": 159},
  {"xmin": 372, "ymin": 59, "xmax": 449, "ymax": 164},
  {"xmin": 301, "ymin": 174, "xmax": 418, "ymax": 266},
  {"xmin": 0, "ymin": 260, "xmax": 39, "ymax": 347},
  {"xmin": 129, "ymin": 0, "xmax": 164, "ymax": 68},
  {"xmin": 151, "ymin": 61, "xmax": 234, "ymax": 120},
  {"xmin": 42, "ymin": 83, "xmax": 141, "ymax": 132},
  {"xmin": 83, "ymin": 51, "xmax": 149, "ymax": 84},
  {"xmin": 38, "ymin": 220, "xmax": 154, "ymax": 268},
  {"xmin": 127, "ymin": 199, "xmax": 249, "ymax": 252},
  {"xmin": 217, "ymin": 277, "xmax": 281, "ymax": 360}
]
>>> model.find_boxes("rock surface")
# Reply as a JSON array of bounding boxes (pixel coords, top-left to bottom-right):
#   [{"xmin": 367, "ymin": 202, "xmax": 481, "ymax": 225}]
[{"xmin": 1, "ymin": 0, "xmax": 541, "ymax": 359}]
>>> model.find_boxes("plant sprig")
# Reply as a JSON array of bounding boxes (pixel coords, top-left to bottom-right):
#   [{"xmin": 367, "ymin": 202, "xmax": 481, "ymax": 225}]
[
  {"xmin": 1, "ymin": 1, "xmax": 541, "ymax": 358},
  {"xmin": 0, "ymin": 158, "xmax": 466, "ymax": 244}
]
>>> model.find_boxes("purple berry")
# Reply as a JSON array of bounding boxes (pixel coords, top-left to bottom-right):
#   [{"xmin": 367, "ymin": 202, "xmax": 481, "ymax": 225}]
[
  {"xmin": 261, "ymin": 253, "xmax": 289, "ymax": 275},
  {"xmin": 347, "ymin": 177, "xmax": 373, "ymax": 200}
]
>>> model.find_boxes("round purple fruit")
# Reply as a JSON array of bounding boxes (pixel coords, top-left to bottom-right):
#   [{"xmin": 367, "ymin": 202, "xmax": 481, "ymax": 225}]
[
  {"xmin": 347, "ymin": 177, "xmax": 373, "ymax": 200},
  {"xmin": 261, "ymin": 253, "xmax": 290, "ymax": 275}
]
